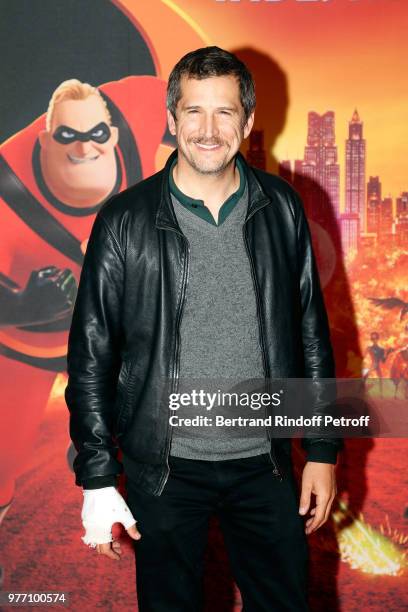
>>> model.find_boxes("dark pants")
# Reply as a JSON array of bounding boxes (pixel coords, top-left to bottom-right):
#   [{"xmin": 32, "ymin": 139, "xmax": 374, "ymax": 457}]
[{"xmin": 125, "ymin": 453, "xmax": 309, "ymax": 612}]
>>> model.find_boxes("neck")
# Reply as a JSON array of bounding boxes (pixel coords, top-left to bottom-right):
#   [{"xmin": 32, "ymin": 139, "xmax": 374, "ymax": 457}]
[{"xmin": 172, "ymin": 153, "xmax": 240, "ymax": 212}]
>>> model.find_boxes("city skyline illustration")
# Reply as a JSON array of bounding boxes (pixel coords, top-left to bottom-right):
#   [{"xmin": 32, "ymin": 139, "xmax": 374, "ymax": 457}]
[{"xmin": 246, "ymin": 110, "xmax": 408, "ymax": 254}]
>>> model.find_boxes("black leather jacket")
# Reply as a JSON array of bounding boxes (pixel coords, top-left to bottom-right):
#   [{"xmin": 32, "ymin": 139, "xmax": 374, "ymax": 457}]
[{"xmin": 65, "ymin": 148, "xmax": 342, "ymax": 494}]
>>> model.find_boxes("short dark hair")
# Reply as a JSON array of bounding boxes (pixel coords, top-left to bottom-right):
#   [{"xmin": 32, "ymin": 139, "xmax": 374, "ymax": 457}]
[{"xmin": 166, "ymin": 46, "xmax": 256, "ymax": 123}]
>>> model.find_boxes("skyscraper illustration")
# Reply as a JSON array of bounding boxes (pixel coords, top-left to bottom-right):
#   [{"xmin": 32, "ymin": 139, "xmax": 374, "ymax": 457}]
[
  {"xmin": 379, "ymin": 196, "xmax": 393, "ymax": 242},
  {"xmin": 396, "ymin": 191, "xmax": 408, "ymax": 216},
  {"xmin": 277, "ymin": 108, "xmax": 406, "ymax": 254},
  {"xmin": 367, "ymin": 176, "xmax": 382, "ymax": 234},
  {"xmin": 293, "ymin": 111, "xmax": 340, "ymax": 223},
  {"xmin": 345, "ymin": 109, "xmax": 366, "ymax": 233},
  {"xmin": 339, "ymin": 212, "xmax": 360, "ymax": 254},
  {"xmin": 395, "ymin": 192, "xmax": 408, "ymax": 246}
]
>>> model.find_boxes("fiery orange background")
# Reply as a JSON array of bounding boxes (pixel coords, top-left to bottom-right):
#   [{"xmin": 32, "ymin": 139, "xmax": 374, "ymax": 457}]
[{"xmin": 124, "ymin": 0, "xmax": 408, "ymax": 209}]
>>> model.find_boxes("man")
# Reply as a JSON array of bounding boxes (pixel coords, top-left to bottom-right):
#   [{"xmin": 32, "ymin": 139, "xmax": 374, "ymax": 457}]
[{"xmin": 66, "ymin": 47, "xmax": 342, "ymax": 611}]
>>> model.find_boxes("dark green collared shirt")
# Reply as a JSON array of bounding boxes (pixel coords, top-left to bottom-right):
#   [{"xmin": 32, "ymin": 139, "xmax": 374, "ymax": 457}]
[{"xmin": 169, "ymin": 155, "xmax": 247, "ymax": 226}]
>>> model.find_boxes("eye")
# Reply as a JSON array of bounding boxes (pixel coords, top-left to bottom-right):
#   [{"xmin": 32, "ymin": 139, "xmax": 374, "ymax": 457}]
[
  {"xmin": 219, "ymin": 110, "xmax": 232, "ymax": 116},
  {"xmin": 92, "ymin": 129, "xmax": 104, "ymax": 137},
  {"xmin": 61, "ymin": 130, "xmax": 75, "ymax": 138}
]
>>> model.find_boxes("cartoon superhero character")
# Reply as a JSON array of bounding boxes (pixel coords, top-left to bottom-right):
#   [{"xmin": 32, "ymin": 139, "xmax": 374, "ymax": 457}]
[
  {"xmin": 362, "ymin": 331, "xmax": 394, "ymax": 396},
  {"xmin": 0, "ymin": 76, "xmax": 168, "ymax": 522},
  {"xmin": 390, "ymin": 326, "xmax": 408, "ymax": 399}
]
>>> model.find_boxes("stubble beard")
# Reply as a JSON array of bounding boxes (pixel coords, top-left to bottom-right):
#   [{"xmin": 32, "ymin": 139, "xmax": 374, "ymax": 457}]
[{"xmin": 180, "ymin": 138, "xmax": 234, "ymax": 176}]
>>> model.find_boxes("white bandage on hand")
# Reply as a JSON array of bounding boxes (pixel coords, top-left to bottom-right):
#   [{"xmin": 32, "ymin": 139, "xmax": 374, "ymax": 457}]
[{"xmin": 81, "ymin": 486, "xmax": 137, "ymax": 548}]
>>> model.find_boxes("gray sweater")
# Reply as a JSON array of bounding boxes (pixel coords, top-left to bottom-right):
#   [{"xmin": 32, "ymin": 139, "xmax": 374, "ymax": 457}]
[{"xmin": 169, "ymin": 181, "xmax": 270, "ymax": 460}]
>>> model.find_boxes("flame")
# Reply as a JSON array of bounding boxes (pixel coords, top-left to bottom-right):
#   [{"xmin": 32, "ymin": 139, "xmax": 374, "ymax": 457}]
[{"xmin": 333, "ymin": 499, "xmax": 408, "ymax": 575}]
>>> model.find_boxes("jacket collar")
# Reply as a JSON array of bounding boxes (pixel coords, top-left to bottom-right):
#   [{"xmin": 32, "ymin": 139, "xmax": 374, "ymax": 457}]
[{"xmin": 155, "ymin": 148, "xmax": 271, "ymax": 232}]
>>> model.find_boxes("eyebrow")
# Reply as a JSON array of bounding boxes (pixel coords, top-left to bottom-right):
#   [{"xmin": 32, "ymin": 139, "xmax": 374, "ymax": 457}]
[{"xmin": 183, "ymin": 104, "xmax": 238, "ymax": 112}]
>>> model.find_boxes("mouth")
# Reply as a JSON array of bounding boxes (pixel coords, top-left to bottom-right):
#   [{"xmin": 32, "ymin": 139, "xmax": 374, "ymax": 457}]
[
  {"xmin": 194, "ymin": 142, "xmax": 223, "ymax": 152},
  {"xmin": 67, "ymin": 154, "xmax": 100, "ymax": 164}
]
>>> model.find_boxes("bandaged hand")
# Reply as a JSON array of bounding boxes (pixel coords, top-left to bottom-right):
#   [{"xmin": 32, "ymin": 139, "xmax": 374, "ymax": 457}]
[{"xmin": 81, "ymin": 486, "xmax": 137, "ymax": 548}]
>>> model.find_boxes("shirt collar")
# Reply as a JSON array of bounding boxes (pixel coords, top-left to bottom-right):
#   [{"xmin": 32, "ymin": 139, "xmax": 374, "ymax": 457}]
[{"xmin": 168, "ymin": 154, "xmax": 247, "ymax": 225}]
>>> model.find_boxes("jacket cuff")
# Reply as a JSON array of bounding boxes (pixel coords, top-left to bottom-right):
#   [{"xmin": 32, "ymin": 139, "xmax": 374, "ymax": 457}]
[
  {"xmin": 305, "ymin": 442, "xmax": 339, "ymax": 464},
  {"xmin": 82, "ymin": 475, "xmax": 118, "ymax": 489}
]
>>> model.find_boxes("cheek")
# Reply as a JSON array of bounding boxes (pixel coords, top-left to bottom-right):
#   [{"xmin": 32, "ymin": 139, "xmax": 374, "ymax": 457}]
[
  {"xmin": 95, "ymin": 143, "xmax": 114, "ymax": 155},
  {"xmin": 47, "ymin": 144, "xmax": 70, "ymax": 164},
  {"xmin": 179, "ymin": 118, "xmax": 201, "ymax": 136},
  {"xmin": 216, "ymin": 118, "xmax": 242, "ymax": 137},
  {"xmin": 227, "ymin": 120, "xmax": 243, "ymax": 137}
]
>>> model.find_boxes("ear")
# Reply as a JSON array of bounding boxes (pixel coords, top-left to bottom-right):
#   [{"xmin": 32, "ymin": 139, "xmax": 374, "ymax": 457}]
[
  {"xmin": 243, "ymin": 111, "xmax": 255, "ymax": 140},
  {"xmin": 110, "ymin": 125, "xmax": 119, "ymax": 147},
  {"xmin": 38, "ymin": 129, "xmax": 51, "ymax": 149},
  {"xmin": 167, "ymin": 109, "xmax": 177, "ymax": 136}
]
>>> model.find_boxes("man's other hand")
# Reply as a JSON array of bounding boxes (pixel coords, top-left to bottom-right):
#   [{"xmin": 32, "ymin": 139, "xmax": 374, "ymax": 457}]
[{"xmin": 298, "ymin": 462, "xmax": 337, "ymax": 535}]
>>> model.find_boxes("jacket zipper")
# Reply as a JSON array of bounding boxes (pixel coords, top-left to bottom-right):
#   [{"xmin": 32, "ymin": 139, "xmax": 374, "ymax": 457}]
[
  {"xmin": 157, "ymin": 229, "xmax": 191, "ymax": 495},
  {"xmin": 242, "ymin": 210, "xmax": 283, "ymax": 481}
]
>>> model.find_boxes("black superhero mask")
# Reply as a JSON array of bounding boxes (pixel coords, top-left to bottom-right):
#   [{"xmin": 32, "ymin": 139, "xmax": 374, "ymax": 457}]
[{"xmin": 52, "ymin": 122, "xmax": 111, "ymax": 145}]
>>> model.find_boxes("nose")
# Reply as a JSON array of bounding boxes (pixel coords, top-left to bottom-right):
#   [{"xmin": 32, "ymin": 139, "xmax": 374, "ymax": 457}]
[
  {"xmin": 74, "ymin": 140, "xmax": 92, "ymax": 156},
  {"xmin": 201, "ymin": 112, "xmax": 219, "ymax": 140}
]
